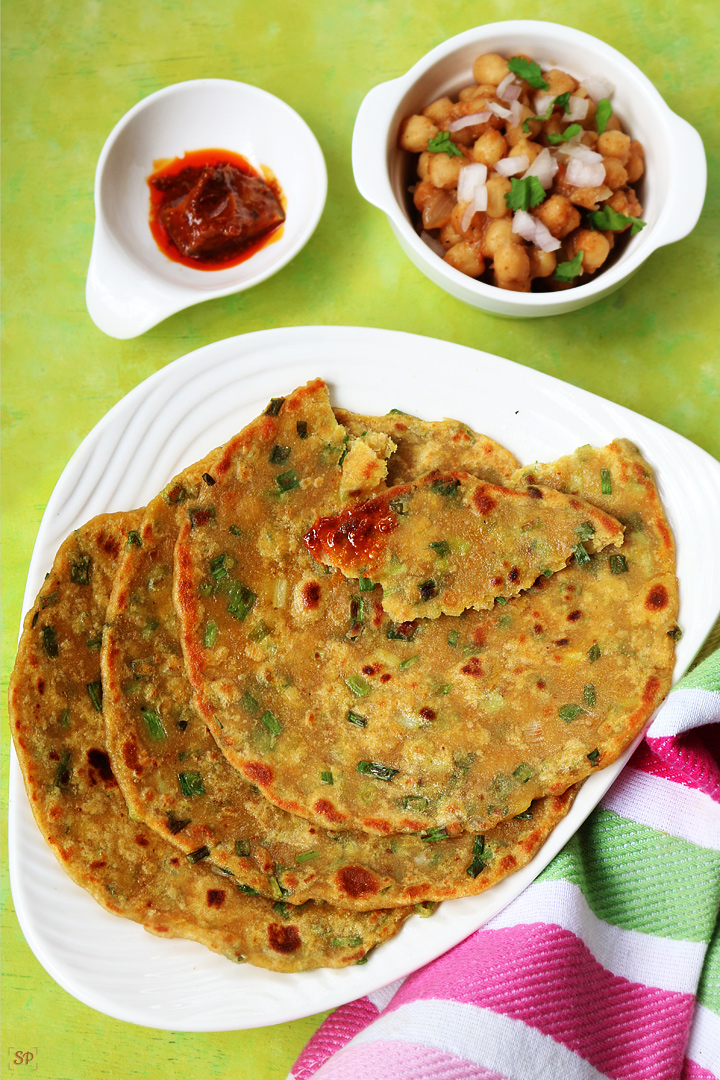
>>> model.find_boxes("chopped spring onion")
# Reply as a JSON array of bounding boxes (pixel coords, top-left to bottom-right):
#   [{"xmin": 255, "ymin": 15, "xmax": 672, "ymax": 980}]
[
  {"xmin": 203, "ymin": 621, "xmax": 218, "ymax": 648},
  {"xmin": 320, "ymin": 770, "xmax": 334, "ymax": 785},
  {"xmin": 387, "ymin": 622, "xmax": 417, "ymax": 641},
  {"xmin": 70, "ymin": 555, "xmax": 92, "ymax": 585},
  {"xmin": 260, "ymin": 710, "xmax": 282, "ymax": 736},
  {"xmin": 358, "ymin": 575, "xmax": 375, "ymax": 592},
  {"xmin": 87, "ymin": 680, "xmax": 103, "ymax": 712},
  {"xmin": 575, "ymin": 521, "xmax": 596, "ymax": 542},
  {"xmin": 399, "ymin": 654, "xmax": 420, "ymax": 670},
  {"xmin": 275, "ymin": 469, "xmax": 300, "ymax": 492},
  {"xmin": 431, "ymin": 477, "xmax": 460, "ymax": 497},
  {"xmin": 296, "ymin": 420, "xmax": 308, "ymax": 439},
  {"xmin": 178, "ymin": 771, "xmax": 205, "ymax": 797},
  {"xmin": 668, "ymin": 626, "xmax": 683, "ymax": 642},
  {"xmin": 583, "ymin": 684, "xmax": 596, "ymax": 707},
  {"xmin": 296, "ymin": 851, "xmax": 319, "ymax": 863},
  {"xmin": 345, "ymin": 675, "xmax": 371, "ymax": 697},
  {"xmin": 421, "ymin": 826, "xmax": 450, "ymax": 842},
  {"xmin": 573, "ymin": 543, "xmax": 591, "ymax": 566},
  {"xmin": 429, "ymin": 540, "xmax": 450, "ymax": 558},
  {"xmin": 166, "ymin": 812, "xmax": 191, "ymax": 835},
  {"xmin": 588, "ymin": 643, "xmax": 602, "ymax": 663},
  {"xmin": 265, "ymin": 397, "xmax": 285, "ymax": 416},
  {"xmin": 466, "ymin": 834, "xmax": 488, "ymax": 878},
  {"xmin": 515, "ymin": 809, "xmax": 534, "ymax": 820},
  {"xmin": 587, "ymin": 749, "xmax": 601, "ymax": 765},
  {"xmin": 601, "ymin": 469, "xmax": 612, "ymax": 495},
  {"xmin": 403, "ymin": 795, "xmax": 428, "ymax": 812},
  {"xmin": 54, "ymin": 750, "xmax": 72, "ymax": 789},
  {"xmin": 347, "ymin": 710, "xmax": 368, "ymax": 728},
  {"xmin": 248, "ymin": 620, "xmax": 272, "ymax": 643},
  {"xmin": 419, "ymin": 579, "xmax": 439, "ymax": 601},
  {"xmin": 141, "ymin": 707, "xmax": 167, "ymax": 741},
  {"xmin": 356, "ymin": 761, "xmax": 399, "ymax": 782},
  {"xmin": 58, "ymin": 708, "xmax": 70, "ymax": 728},
  {"xmin": 186, "ymin": 845, "xmax": 210, "ymax": 864},
  {"xmin": 609, "ymin": 554, "xmax": 628, "ymax": 574},
  {"xmin": 227, "ymin": 581, "xmax": 257, "ymax": 621},
  {"xmin": 269, "ymin": 445, "xmax": 291, "ymax": 464},
  {"xmin": 235, "ymin": 840, "xmax": 251, "ymax": 856},
  {"xmin": 242, "ymin": 691, "xmax": 260, "ymax": 716},
  {"xmin": 513, "ymin": 763, "xmax": 534, "ymax": 783},
  {"xmin": 41, "ymin": 625, "xmax": 59, "ymax": 657},
  {"xmin": 331, "ymin": 936, "xmax": 363, "ymax": 948},
  {"xmin": 558, "ymin": 703, "xmax": 586, "ymax": 722},
  {"xmin": 447, "ymin": 630, "xmax": 460, "ymax": 647},
  {"xmin": 127, "ymin": 529, "xmax": 142, "ymax": 547}
]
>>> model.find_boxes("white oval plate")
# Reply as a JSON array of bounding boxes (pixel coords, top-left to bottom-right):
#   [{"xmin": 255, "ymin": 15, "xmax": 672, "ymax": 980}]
[
  {"xmin": 86, "ymin": 80, "xmax": 327, "ymax": 339},
  {"xmin": 9, "ymin": 326, "xmax": 720, "ymax": 1030}
]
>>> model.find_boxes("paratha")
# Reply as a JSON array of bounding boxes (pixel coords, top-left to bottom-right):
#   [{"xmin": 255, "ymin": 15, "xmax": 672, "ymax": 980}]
[
  {"xmin": 334, "ymin": 408, "xmax": 520, "ymax": 487},
  {"xmin": 102, "ymin": 436, "xmax": 577, "ymax": 909},
  {"xmin": 8, "ymin": 513, "xmax": 410, "ymax": 970},
  {"xmin": 304, "ymin": 471, "xmax": 624, "ymax": 621},
  {"xmin": 173, "ymin": 383, "xmax": 676, "ymax": 836}
]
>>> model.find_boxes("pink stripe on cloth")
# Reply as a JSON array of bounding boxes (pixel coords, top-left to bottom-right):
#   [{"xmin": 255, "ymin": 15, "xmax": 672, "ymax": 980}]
[
  {"xmin": 681, "ymin": 1060, "xmax": 719, "ymax": 1080},
  {"xmin": 386, "ymin": 923, "xmax": 694, "ymax": 1080},
  {"xmin": 642, "ymin": 723, "xmax": 720, "ymax": 803},
  {"xmin": 299, "ymin": 1040, "xmax": 511, "ymax": 1080},
  {"xmin": 291, "ymin": 997, "xmax": 379, "ymax": 1080}
]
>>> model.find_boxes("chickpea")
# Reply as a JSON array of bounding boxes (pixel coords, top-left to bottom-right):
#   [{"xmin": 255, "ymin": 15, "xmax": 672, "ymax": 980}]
[
  {"xmin": 505, "ymin": 106, "xmax": 536, "ymax": 147},
  {"xmin": 399, "ymin": 114, "xmax": 439, "ymax": 153},
  {"xmin": 485, "ymin": 175, "xmax": 512, "ymax": 217},
  {"xmin": 580, "ymin": 130, "xmax": 599, "ymax": 149},
  {"xmin": 543, "ymin": 112, "xmax": 565, "ymax": 141},
  {"xmin": 544, "ymin": 68, "xmax": 578, "ymax": 96},
  {"xmin": 428, "ymin": 151, "xmax": 465, "ymax": 190},
  {"xmin": 529, "ymin": 248, "xmax": 557, "ymax": 278},
  {"xmin": 439, "ymin": 222, "xmax": 462, "ymax": 249},
  {"xmin": 423, "ymin": 96, "xmax": 455, "ymax": 126},
  {"xmin": 565, "ymin": 184, "xmax": 613, "ymax": 211},
  {"xmin": 508, "ymin": 138, "xmax": 541, "ymax": 166},
  {"xmin": 458, "ymin": 84, "xmax": 483, "ymax": 101},
  {"xmin": 482, "ymin": 217, "xmax": 515, "ymax": 257},
  {"xmin": 417, "ymin": 151, "xmax": 431, "ymax": 181},
  {"xmin": 413, "ymin": 179, "xmax": 439, "ymax": 215},
  {"xmin": 569, "ymin": 228, "xmax": 611, "ymax": 273},
  {"xmin": 602, "ymin": 156, "xmax": 629, "ymax": 191},
  {"xmin": 493, "ymin": 241, "xmax": 531, "ymax": 285},
  {"xmin": 597, "ymin": 130, "xmax": 631, "ymax": 164},
  {"xmin": 626, "ymin": 140, "xmax": 645, "ymax": 184},
  {"xmin": 533, "ymin": 194, "xmax": 581, "ymax": 239},
  {"xmin": 604, "ymin": 112, "xmax": 623, "ymax": 132},
  {"xmin": 472, "ymin": 53, "xmax": 510, "ymax": 86},
  {"xmin": 607, "ymin": 186, "xmax": 643, "ymax": 220},
  {"xmin": 444, "ymin": 240, "xmax": 486, "ymax": 277},
  {"xmin": 471, "ymin": 129, "xmax": 507, "ymax": 166},
  {"xmin": 450, "ymin": 202, "xmax": 485, "ymax": 242}
]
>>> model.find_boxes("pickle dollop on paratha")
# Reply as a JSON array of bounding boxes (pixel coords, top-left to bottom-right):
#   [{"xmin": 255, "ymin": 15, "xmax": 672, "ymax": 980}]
[{"xmin": 8, "ymin": 513, "xmax": 410, "ymax": 970}]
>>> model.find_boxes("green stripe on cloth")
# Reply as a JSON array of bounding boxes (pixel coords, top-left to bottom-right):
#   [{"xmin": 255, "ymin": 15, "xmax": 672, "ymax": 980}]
[
  {"xmin": 537, "ymin": 808, "xmax": 720, "ymax": 942},
  {"xmin": 697, "ymin": 917, "xmax": 720, "ymax": 1015},
  {"xmin": 675, "ymin": 646, "xmax": 720, "ymax": 692}
]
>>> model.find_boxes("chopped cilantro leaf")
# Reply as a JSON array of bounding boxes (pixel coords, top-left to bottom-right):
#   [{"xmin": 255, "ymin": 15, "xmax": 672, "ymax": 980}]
[
  {"xmin": 426, "ymin": 131, "xmax": 464, "ymax": 158},
  {"xmin": 588, "ymin": 205, "xmax": 646, "ymax": 235},
  {"xmin": 595, "ymin": 98, "xmax": 613, "ymax": 135},
  {"xmin": 553, "ymin": 250, "xmax": 584, "ymax": 283},
  {"xmin": 505, "ymin": 175, "xmax": 546, "ymax": 212},
  {"xmin": 546, "ymin": 123, "xmax": 583, "ymax": 145},
  {"xmin": 507, "ymin": 56, "xmax": 549, "ymax": 90}
]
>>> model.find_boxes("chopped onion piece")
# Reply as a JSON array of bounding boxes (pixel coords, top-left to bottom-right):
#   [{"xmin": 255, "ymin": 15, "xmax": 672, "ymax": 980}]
[
  {"xmin": 563, "ymin": 96, "xmax": 589, "ymax": 122},
  {"xmin": 457, "ymin": 163, "xmax": 488, "ymax": 203},
  {"xmin": 460, "ymin": 185, "xmax": 488, "ymax": 232},
  {"xmin": 562, "ymin": 143, "xmax": 603, "ymax": 164},
  {"xmin": 580, "ymin": 75, "xmax": 615, "ymax": 102},
  {"xmin": 497, "ymin": 73, "xmax": 517, "ymax": 100},
  {"xmin": 534, "ymin": 93, "xmax": 555, "ymax": 116},
  {"xmin": 512, "ymin": 211, "xmax": 561, "ymax": 253},
  {"xmin": 522, "ymin": 147, "xmax": 557, "ymax": 189},
  {"xmin": 494, "ymin": 155, "xmax": 529, "ymax": 177},
  {"xmin": 420, "ymin": 230, "xmax": 446, "ymax": 257},
  {"xmin": 448, "ymin": 111, "xmax": 491, "ymax": 132},
  {"xmin": 487, "ymin": 101, "xmax": 513, "ymax": 120},
  {"xmin": 566, "ymin": 157, "xmax": 606, "ymax": 188},
  {"xmin": 509, "ymin": 99, "xmax": 524, "ymax": 126}
]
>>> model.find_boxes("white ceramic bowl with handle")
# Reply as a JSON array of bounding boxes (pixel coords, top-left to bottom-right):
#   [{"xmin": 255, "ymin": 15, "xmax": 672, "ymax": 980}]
[
  {"xmin": 86, "ymin": 79, "xmax": 327, "ymax": 339},
  {"xmin": 352, "ymin": 20, "xmax": 706, "ymax": 317}
]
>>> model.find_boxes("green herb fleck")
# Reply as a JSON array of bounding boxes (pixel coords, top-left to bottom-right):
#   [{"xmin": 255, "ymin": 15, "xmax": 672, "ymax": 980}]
[
  {"xmin": 41, "ymin": 625, "xmax": 59, "ymax": 658},
  {"xmin": 419, "ymin": 579, "xmax": 439, "ymax": 602},
  {"xmin": 296, "ymin": 420, "xmax": 308, "ymax": 439},
  {"xmin": 587, "ymin": 748, "xmax": 601, "ymax": 765},
  {"xmin": 431, "ymin": 477, "xmax": 460, "ymax": 497},
  {"xmin": 507, "ymin": 56, "xmax": 549, "ymax": 89},
  {"xmin": 513, "ymin": 762, "xmax": 534, "ymax": 783},
  {"xmin": 87, "ymin": 680, "xmax": 103, "ymax": 712},
  {"xmin": 320, "ymin": 770, "xmax": 334, "ymax": 785},
  {"xmin": 345, "ymin": 675, "xmax": 371, "ymax": 697},
  {"xmin": 399, "ymin": 654, "xmax": 420, "ymax": 670},
  {"xmin": 70, "ymin": 555, "xmax": 92, "ymax": 585},
  {"xmin": 466, "ymin": 834, "xmax": 488, "ymax": 878},
  {"xmin": 296, "ymin": 850, "xmax": 319, "ymax": 863},
  {"xmin": 429, "ymin": 540, "xmax": 451, "ymax": 558},
  {"xmin": 260, "ymin": 710, "xmax": 282, "ymax": 736},
  {"xmin": 226, "ymin": 581, "xmax": 257, "ymax": 621},
  {"xmin": 275, "ymin": 469, "xmax": 300, "ymax": 492},
  {"xmin": 447, "ymin": 629, "xmax": 460, "ymax": 647},
  {"xmin": 248, "ymin": 620, "xmax": 272, "ymax": 644},
  {"xmin": 426, "ymin": 131, "xmax": 464, "ymax": 158},
  {"xmin": 573, "ymin": 542, "xmax": 591, "ymax": 566},
  {"xmin": 127, "ymin": 529, "xmax": 142, "ymax": 547},
  {"xmin": 347, "ymin": 710, "xmax": 368, "ymax": 728},
  {"xmin": 178, "ymin": 771, "xmax": 205, "ymax": 797},
  {"xmin": 547, "ymin": 123, "xmax": 583, "ymax": 145},
  {"xmin": 558, "ymin": 703, "xmax": 586, "ymax": 722},
  {"xmin": 553, "ymin": 250, "xmax": 584, "ymax": 283},
  {"xmin": 595, "ymin": 98, "xmax": 613, "ymax": 135},
  {"xmin": 330, "ymin": 936, "xmax": 363, "ymax": 948},
  {"xmin": 242, "ymin": 691, "xmax": 260, "ymax": 716},
  {"xmin": 403, "ymin": 795, "xmax": 428, "ymax": 812},
  {"xmin": 601, "ymin": 468, "xmax": 612, "ymax": 494},
  {"xmin": 668, "ymin": 625, "xmax": 683, "ymax": 642},
  {"xmin": 575, "ymin": 522, "xmax": 596, "ymax": 542},
  {"xmin": 505, "ymin": 175, "xmax": 546, "ymax": 213},
  {"xmin": 421, "ymin": 826, "xmax": 450, "ymax": 842},
  {"xmin": 203, "ymin": 621, "xmax": 218, "ymax": 648},
  {"xmin": 265, "ymin": 397, "xmax": 285, "ymax": 416},
  {"xmin": 54, "ymin": 749, "xmax": 72, "ymax": 789},
  {"xmin": 609, "ymin": 554, "xmax": 628, "ymax": 574},
  {"xmin": 40, "ymin": 591, "xmax": 59, "ymax": 608},
  {"xmin": 356, "ymin": 761, "xmax": 399, "ymax": 782},
  {"xmin": 269, "ymin": 445, "xmax": 291, "ymax": 465},
  {"xmin": 186, "ymin": 845, "xmax": 210, "ymax": 864},
  {"xmin": 141, "ymin": 707, "xmax": 167, "ymax": 741},
  {"xmin": 588, "ymin": 205, "xmax": 646, "ymax": 235},
  {"xmin": 583, "ymin": 684, "xmax": 596, "ymax": 707},
  {"xmin": 588, "ymin": 643, "xmax": 602, "ymax": 663},
  {"xmin": 235, "ymin": 840, "xmax": 250, "ymax": 857},
  {"xmin": 358, "ymin": 575, "xmax": 374, "ymax": 592}
]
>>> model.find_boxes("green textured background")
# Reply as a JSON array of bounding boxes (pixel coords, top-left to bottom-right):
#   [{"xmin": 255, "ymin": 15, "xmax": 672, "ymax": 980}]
[{"xmin": 2, "ymin": 0, "xmax": 718, "ymax": 1076}]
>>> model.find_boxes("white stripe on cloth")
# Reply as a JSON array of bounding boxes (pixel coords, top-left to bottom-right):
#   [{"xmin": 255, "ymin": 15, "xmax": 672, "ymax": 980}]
[
  {"xmin": 684, "ymin": 1002, "xmax": 720, "ymax": 1072},
  {"xmin": 601, "ymin": 767, "xmax": 720, "ymax": 850},
  {"xmin": 486, "ymin": 878, "xmax": 706, "ymax": 995},
  {"xmin": 648, "ymin": 688, "xmax": 720, "ymax": 738},
  {"xmin": 366, "ymin": 978, "xmax": 405, "ymax": 1012},
  {"xmin": 341, "ymin": 999, "xmax": 611, "ymax": 1080}
]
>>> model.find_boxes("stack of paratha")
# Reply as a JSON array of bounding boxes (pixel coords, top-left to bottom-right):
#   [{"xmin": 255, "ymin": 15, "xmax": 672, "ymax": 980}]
[{"xmin": 9, "ymin": 379, "xmax": 679, "ymax": 971}]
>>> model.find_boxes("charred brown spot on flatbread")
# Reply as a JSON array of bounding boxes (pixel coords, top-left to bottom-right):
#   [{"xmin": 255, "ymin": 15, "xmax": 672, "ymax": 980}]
[
  {"xmin": 268, "ymin": 924, "xmax": 301, "ymax": 954},
  {"xmin": 645, "ymin": 584, "xmax": 669, "ymax": 610},
  {"xmin": 244, "ymin": 762, "xmax": 273, "ymax": 786},
  {"xmin": 313, "ymin": 799, "xmax": 345, "ymax": 824},
  {"xmin": 337, "ymin": 865, "xmax": 381, "ymax": 899}
]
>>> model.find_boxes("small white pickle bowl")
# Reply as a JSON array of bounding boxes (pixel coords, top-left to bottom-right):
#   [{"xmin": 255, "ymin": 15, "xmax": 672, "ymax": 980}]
[
  {"xmin": 352, "ymin": 20, "xmax": 706, "ymax": 317},
  {"xmin": 86, "ymin": 79, "xmax": 327, "ymax": 338}
]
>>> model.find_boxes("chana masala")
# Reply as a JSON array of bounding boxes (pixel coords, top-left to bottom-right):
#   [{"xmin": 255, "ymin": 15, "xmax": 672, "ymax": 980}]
[{"xmin": 399, "ymin": 53, "xmax": 646, "ymax": 291}]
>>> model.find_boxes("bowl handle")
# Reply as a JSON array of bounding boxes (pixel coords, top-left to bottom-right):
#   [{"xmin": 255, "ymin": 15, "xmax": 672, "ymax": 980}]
[
  {"xmin": 654, "ymin": 115, "xmax": 707, "ymax": 248},
  {"xmin": 352, "ymin": 80, "xmax": 402, "ymax": 215}
]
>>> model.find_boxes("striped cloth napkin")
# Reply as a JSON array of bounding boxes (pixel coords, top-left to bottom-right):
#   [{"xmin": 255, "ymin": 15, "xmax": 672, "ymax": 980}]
[{"xmin": 289, "ymin": 647, "xmax": 720, "ymax": 1080}]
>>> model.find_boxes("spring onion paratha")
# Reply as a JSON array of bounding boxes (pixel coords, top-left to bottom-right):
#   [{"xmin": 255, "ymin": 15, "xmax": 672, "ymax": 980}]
[
  {"xmin": 304, "ymin": 471, "xmax": 624, "ymax": 621},
  {"xmin": 174, "ymin": 383, "xmax": 676, "ymax": 836},
  {"xmin": 8, "ymin": 513, "xmax": 410, "ymax": 970},
  {"xmin": 102, "ymin": 429, "xmax": 577, "ymax": 909}
]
